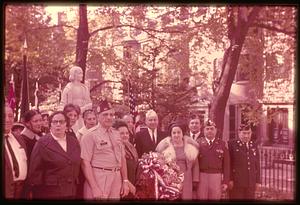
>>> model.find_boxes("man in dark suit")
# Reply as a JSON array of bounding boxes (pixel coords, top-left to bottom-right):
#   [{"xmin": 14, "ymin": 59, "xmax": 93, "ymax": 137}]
[
  {"xmin": 188, "ymin": 114, "xmax": 202, "ymax": 141},
  {"xmin": 135, "ymin": 109, "xmax": 166, "ymax": 158},
  {"xmin": 4, "ymin": 104, "xmax": 28, "ymax": 199},
  {"xmin": 228, "ymin": 123, "xmax": 261, "ymax": 200},
  {"xmin": 187, "ymin": 114, "xmax": 202, "ymax": 198}
]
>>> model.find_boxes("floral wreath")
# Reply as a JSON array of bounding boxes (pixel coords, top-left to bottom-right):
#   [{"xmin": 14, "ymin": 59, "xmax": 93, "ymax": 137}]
[{"xmin": 135, "ymin": 151, "xmax": 184, "ymax": 200}]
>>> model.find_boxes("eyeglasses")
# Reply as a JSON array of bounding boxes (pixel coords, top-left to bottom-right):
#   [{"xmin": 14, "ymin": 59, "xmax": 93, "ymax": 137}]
[{"xmin": 51, "ymin": 120, "xmax": 66, "ymax": 125}]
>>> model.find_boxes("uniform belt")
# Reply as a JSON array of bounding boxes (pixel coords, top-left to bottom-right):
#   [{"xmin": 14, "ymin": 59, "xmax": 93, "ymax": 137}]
[
  {"xmin": 199, "ymin": 169, "xmax": 222, "ymax": 173},
  {"xmin": 92, "ymin": 166, "xmax": 120, "ymax": 172}
]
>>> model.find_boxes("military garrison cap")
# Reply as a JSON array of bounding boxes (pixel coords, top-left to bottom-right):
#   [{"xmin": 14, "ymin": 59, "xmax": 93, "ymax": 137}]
[
  {"xmin": 238, "ymin": 123, "xmax": 251, "ymax": 131},
  {"xmin": 204, "ymin": 119, "xmax": 216, "ymax": 127},
  {"xmin": 96, "ymin": 99, "xmax": 112, "ymax": 114}
]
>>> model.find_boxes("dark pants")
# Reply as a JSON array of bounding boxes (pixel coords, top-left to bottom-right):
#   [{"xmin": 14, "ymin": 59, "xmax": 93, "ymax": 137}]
[
  {"xmin": 76, "ymin": 169, "xmax": 85, "ymax": 200},
  {"xmin": 8, "ymin": 180, "xmax": 25, "ymax": 199},
  {"xmin": 229, "ymin": 186, "xmax": 256, "ymax": 200}
]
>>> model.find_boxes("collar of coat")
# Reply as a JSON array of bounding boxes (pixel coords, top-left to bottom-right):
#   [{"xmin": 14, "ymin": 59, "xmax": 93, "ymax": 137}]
[
  {"xmin": 78, "ymin": 124, "xmax": 99, "ymax": 135},
  {"xmin": 236, "ymin": 140, "xmax": 254, "ymax": 147},
  {"xmin": 155, "ymin": 136, "xmax": 199, "ymax": 162},
  {"xmin": 21, "ymin": 127, "xmax": 38, "ymax": 140}
]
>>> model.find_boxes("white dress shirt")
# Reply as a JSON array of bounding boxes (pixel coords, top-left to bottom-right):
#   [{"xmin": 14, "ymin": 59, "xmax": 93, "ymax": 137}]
[
  {"xmin": 190, "ymin": 132, "xmax": 201, "ymax": 141},
  {"xmin": 148, "ymin": 128, "xmax": 157, "ymax": 144},
  {"xmin": 5, "ymin": 133, "xmax": 28, "ymax": 181},
  {"xmin": 205, "ymin": 137, "xmax": 215, "ymax": 145},
  {"xmin": 51, "ymin": 132, "xmax": 67, "ymax": 152}
]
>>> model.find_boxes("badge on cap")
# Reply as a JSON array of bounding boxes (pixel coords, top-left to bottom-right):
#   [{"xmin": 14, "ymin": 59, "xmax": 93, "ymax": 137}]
[{"xmin": 204, "ymin": 119, "xmax": 216, "ymax": 127}]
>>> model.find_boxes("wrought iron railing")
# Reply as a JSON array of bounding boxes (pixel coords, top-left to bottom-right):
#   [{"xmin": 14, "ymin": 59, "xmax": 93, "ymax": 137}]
[{"xmin": 257, "ymin": 145, "xmax": 295, "ymax": 199}]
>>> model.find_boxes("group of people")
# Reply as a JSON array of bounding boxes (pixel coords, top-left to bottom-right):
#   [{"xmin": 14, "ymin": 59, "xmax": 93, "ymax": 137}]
[
  {"xmin": 4, "ymin": 101, "xmax": 261, "ymax": 201},
  {"xmin": 3, "ymin": 65, "xmax": 261, "ymax": 201}
]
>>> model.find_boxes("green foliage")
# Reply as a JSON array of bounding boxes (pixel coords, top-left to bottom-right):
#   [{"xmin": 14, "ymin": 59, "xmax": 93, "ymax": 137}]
[
  {"xmin": 5, "ymin": 5, "xmax": 75, "ymax": 108},
  {"xmin": 5, "ymin": 5, "xmax": 295, "ymax": 124}
]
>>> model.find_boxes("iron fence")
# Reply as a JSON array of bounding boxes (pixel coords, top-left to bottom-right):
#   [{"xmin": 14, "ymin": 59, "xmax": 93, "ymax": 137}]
[{"xmin": 258, "ymin": 145, "xmax": 295, "ymax": 197}]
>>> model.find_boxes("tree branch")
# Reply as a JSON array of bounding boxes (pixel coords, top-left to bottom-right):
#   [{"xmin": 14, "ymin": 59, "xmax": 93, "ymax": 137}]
[
  {"xmin": 90, "ymin": 24, "xmax": 184, "ymax": 37},
  {"xmin": 90, "ymin": 80, "xmax": 118, "ymax": 93},
  {"xmin": 90, "ymin": 24, "xmax": 180, "ymax": 51},
  {"xmin": 25, "ymin": 24, "xmax": 78, "ymax": 32},
  {"xmin": 252, "ymin": 22, "xmax": 296, "ymax": 38},
  {"xmin": 227, "ymin": 6, "xmax": 236, "ymax": 40}
]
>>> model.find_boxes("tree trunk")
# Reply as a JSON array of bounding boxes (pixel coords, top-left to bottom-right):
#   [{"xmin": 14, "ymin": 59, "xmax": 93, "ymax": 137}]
[
  {"xmin": 209, "ymin": 7, "xmax": 262, "ymax": 137},
  {"xmin": 75, "ymin": 4, "xmax": 89, "ymax": 82}
]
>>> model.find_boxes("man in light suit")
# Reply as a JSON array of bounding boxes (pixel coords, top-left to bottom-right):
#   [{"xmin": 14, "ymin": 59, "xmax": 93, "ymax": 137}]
[
  {"xmin": 4, "ymin": 104, "xmax": 28, "ymax": 199},
  {"xmin": 135, "ymin": 109, "xmax": 167, "ymax": 158}
]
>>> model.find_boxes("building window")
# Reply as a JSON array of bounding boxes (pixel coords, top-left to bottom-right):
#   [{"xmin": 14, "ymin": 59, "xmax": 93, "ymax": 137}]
[
  {"xmin": 267, "ymin": 108, "xmax": 289, "ymax": 145},
  {"xmin": 229, "ymin": 104, "xmax": 257, "ymax": 140}
]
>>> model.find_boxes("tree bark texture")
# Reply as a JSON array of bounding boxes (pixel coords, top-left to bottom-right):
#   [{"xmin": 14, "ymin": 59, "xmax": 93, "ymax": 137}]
[
  {"xmin": 209, "ymin": 7, "xmax": 262, "ymax": 137},
  {"xmin": 75, "ymin": 4, "xmax": 89, "ymax": 82}
]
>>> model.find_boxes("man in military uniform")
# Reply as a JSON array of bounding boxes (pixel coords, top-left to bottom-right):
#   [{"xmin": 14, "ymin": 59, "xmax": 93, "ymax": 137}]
[
  {"xmin": 196, "ymin": 119, "xmax": 230, "ymax": 200},
  {"xmin": 228, "ymin": 124, "xmax": 261, "ymax": 200},
  {"xmin": 80, "ymin": 100, "xmax": 129, "ymax": 200}
]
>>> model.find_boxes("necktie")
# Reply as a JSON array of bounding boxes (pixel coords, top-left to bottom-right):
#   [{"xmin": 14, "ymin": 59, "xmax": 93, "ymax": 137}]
[
  {"xmin": 192, "ymin": 134, "xmax": 196, "ymax": 140},
  {"xmin": 209, "ymin": 140, "xmax": 213, "ymax": 146},
  {"xmin": 152, "ymin": 131, "xmax": 156, "ymax": 144},
  {"xmin": 5, "ymin": 135, "xmax": 20, "ymax": 178},
  {"xmin": 246, "ymin": 142, "xmax": 249, "ymax": 149}
]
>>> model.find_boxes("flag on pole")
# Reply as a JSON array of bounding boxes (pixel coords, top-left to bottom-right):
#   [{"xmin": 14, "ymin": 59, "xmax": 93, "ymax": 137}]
[
  {"xmin": 128, "ymin": 80, "xmax": 136, "ymax": 116},
  {"xmin": 7, "ymin": 74, "xmax": 16, "ymax": 111}
]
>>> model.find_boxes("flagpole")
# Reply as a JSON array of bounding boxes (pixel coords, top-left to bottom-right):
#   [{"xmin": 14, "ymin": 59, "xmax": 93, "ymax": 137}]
[
  {"xmin": 20, "ymin": 37, "xmax": 30, "ymax": 119},
  {"xmin": 128, "ymin": 79, "xmax": 131, "ymax": 115},
  {"xmin": 34, "ymin": 79, "xmax": 39, "ymax": 110}
]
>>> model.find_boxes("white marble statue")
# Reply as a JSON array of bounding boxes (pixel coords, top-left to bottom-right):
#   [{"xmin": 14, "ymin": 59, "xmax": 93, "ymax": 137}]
[
  {"xmin": 59, "ymin": 66, "xmax": 92, "ymax": 130},
  {"xmin": 60, "ymin": 65, "xmax": 92, "ymax": 112}
]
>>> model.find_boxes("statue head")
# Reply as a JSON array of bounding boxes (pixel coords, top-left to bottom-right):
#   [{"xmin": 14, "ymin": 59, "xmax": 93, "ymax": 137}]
[{"xmin": 69, "ymin": 66, "xmax": 83, "ymax": 82}]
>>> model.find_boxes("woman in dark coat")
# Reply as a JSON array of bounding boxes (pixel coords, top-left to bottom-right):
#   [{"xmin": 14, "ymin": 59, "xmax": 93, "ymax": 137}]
[
  {"xmin": 20, "ymin": 109, "xmax": 43, "ymax": 160},
  {"xmin": 113, "ymin": 120, "xmax": 138, "ymax": 199},
  {"xmin": 27, "ymin": 111, "xmax": 81, "ymax": 199}
]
